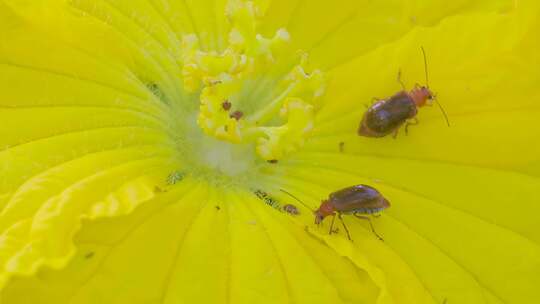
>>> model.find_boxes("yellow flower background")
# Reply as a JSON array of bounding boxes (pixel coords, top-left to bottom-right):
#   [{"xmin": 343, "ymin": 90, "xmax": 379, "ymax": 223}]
[{"xmin": 1, "ymin": 0, "xmax": 539, "ymax": 303}]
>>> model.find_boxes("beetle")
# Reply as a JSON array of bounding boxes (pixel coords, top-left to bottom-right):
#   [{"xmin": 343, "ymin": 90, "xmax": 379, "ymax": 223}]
[
  {"xmin": 358, "ymin": 47, "xmax": 449, "ymax": 138},
  {"xmin": 280, "ymin": 185, "xmax": 390, "ymax": 241}
]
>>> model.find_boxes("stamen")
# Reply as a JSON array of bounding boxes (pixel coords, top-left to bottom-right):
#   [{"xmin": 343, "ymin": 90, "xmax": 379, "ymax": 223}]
[{"xmin": 181, "ymin": 0, "xmax": 326, "ymax": 161}]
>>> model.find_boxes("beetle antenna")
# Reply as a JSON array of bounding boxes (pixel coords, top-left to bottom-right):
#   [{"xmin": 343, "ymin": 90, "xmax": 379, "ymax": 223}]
[
  {"xmin": 435, "ymin": 99, "xmax": 450, "ymax": 127},
  {"xmin": 422, "ymin": 46, "xmax": 450, "ymax": 127},
  {"xmin": 421, "ymin": 46, "xmax": 429, "ymax": 88},
  {"xmin": 279, "ymin": 189, "xmax": 315, "ymax": 212}
]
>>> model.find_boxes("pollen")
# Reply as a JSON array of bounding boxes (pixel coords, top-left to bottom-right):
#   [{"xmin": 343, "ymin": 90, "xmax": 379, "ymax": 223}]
[{"xmin": 181, "ymin": 0, "xmax": 326, "ymax": 161}]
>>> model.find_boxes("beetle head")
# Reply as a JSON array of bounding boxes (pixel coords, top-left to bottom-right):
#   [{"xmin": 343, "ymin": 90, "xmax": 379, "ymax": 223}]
[
  {"xmin": 314, "ymin": 212, "xmax": 325, "ymax": 225},
  {"xmin": 314, "ymin": 200, "xmax": 335, "ymax": 225},
  {"xmin": 410, "ymin": 86, "xmax": 435, "ymax": 107}
]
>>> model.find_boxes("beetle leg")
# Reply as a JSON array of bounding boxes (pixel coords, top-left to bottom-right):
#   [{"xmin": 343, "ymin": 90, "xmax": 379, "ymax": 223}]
[
  {"xmin": 397, "ymin": 69, "xmax": 406, "ymax": 91},
  {"xmin": 328, "ymin": 214, "xmax": 336, "ymax": 235},
  {"xmin": 338, "ymin": 214, "xmax": 353, "ymax": 241},
  {"xmin": 392, "ymin": 128, "xmax": 400, "ymax": 139},
  {"xmin": 354, "ymin": 214, "xmax": 384, "ymax": 241},
  {"xmin": 405, "ymin": 118, "xmax": 419, "ymax": 135},
  {"xmin": 339, "ymin": 141, "xmax": 345, "ymax": 153}
]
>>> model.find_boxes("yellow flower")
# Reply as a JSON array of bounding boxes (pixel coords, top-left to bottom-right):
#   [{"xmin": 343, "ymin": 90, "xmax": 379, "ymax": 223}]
[{"xmin": 1, "ymin": 0, "xmax": 539, "ymax": 303}]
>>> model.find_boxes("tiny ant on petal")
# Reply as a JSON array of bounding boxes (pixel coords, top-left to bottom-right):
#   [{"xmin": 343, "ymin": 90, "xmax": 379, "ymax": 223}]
[
  {"xmin": 280, "ymin": 185, "xmax": 389, "ymax": 241},
  {"xmin": 358, "ymin": 47, "xmax": 450, "ymax": 138}
]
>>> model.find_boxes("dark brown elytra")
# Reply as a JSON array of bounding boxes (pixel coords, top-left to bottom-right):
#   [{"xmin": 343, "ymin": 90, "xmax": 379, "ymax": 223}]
[
  {"xmin": 281, "ymin": 185, "xmax": 390, "ymax": 241},
  {"xmin": 358, "ymin": 47, "xmax": 450, "ymax": 138}
]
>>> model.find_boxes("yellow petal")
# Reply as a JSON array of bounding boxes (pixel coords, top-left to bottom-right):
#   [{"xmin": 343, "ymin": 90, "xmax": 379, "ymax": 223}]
[
  {"xmin": 1, "ymin": 1, "xmax": 539, "ymax": 304},
  {"xmin": 2, "ymin": 185, "xmax": 385, "ymax": 304}
]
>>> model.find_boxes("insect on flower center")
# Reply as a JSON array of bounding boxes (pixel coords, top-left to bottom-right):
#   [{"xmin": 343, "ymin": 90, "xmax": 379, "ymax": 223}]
[{"xmin": 180, "ymin": 0, "xmax": 326, "ymax": 162}]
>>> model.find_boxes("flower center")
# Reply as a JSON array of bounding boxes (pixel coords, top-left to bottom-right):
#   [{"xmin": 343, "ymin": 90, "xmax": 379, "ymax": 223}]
[{"xmin": 179, "ymin": 0, "xmax": 326, "ymax": 170}]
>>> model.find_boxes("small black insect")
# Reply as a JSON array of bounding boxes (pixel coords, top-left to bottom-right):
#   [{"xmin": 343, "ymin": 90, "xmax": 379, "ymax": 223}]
[
  {"xmin": 167, "ymin": 171, "xmax": 185, "ymax": 185},
  {"xmin": 253, "ymin": 190, "xmax": 280, "ymax": 210},
  {"xmin": 282, "ymin": 204, "xmax": 300, "ymax": 215}
]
